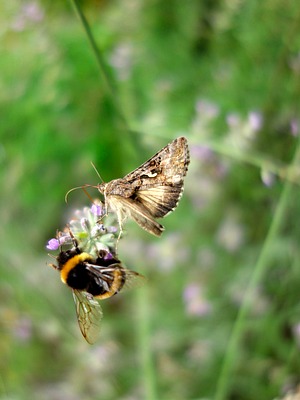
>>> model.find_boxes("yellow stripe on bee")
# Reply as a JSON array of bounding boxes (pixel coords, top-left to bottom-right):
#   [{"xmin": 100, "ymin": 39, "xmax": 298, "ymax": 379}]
[
  {"xmin": 60, "ymin": 252, "xmax": 93, "ymax": 284},
  {"xmin": 95, "ymin": 269, "xmax": 124, "ymax": 300}
]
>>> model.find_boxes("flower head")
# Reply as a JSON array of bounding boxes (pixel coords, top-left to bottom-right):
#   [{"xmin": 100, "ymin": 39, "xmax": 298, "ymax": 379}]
[{"xmin": 46, "ymin": 200, "xmax": 119, "ymax": 257}]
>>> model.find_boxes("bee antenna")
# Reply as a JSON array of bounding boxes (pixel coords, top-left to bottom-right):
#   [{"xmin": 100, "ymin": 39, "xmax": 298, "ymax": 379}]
[
  {"xmin": 91, "ymin": 161, "xmax": 104, "ymax": 184},
  {"xmin": 47, "ymin": 258, "xmax": 58, "ymax": 270}
]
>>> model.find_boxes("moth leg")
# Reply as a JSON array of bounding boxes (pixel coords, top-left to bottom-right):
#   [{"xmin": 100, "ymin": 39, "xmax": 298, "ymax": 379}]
[
  {"xmin": 115, "ymin": 209, "xmax": 127, "ymax": 244},
  {"xmin": 116, "ymin": 219, "xmax": 124, "ymax": 244}
]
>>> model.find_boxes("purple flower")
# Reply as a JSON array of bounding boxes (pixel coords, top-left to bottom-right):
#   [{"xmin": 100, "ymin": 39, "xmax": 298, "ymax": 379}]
[
  {"xmin": 23, "ymin": 2, "xmax": 44, "ymax": 22},
  {"xmin": 290, "ymin": 119, "xmax": 299, "ymax": 137},
  {"xmin": 47, "ymin": 201, "xmax": 119, "ymax": 260},
  {"xmin": 293, "ymin": 322, "xmax": 300, "ymax": 346},
  {"xmin": 226, "ymin": 113, "xmax": 240, "ymax": 128},
  {"xmin": 261, "ymin": 169, "xmax": 276, "ymax": 187},
  {"xmin": 107, "ymin": 226, "xmax": 118, "ymax": 233},
  {"xmin": 91, "ymin": 204, "xmax": 103, "ymax": 216},
  {"xmin": 103, "ymin": 252, "xmax": 114, "ymax": 260},
  {"xmin": 13, "ymin": 316, "xmax": 32, "ymax": 342},
  {"xmin": 11, "ymin": 2, "xmax": 44, "ymax": 32},
  {"xmin": 11, "ymin": 17, "xmax": 26, "ymax": 32},
  {"xmin": 109, "ymin": 43, "xmax": 133, "ymax": 81},
  {"xmin": 195, "ymin": 100, "xmax": 219, "ymax": 119},
  {"xmin": 46, "ymin": 238, "xmax": 60, "ymax": 251},
  {"xmin": 248, "ymin": 111, "xmax": 263, "ymax": 132},
  {"xmin": 183, "ymin": 283, "xmax": 212, "ymax": 317},
  {"xmin": 46, "ymin": 234, "xmax": 72, "ymax": 250},
  {"xmin": 190, "ymin": 145, "xmax": 213, "ymax": 161}
]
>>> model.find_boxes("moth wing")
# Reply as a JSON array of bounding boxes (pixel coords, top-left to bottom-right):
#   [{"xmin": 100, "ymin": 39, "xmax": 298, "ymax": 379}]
[
  {"xmin": 72, "ymin": 289, "xmax": 103, "ymax": 344},
  {"xmin": 123, "ymin": 137, "xmax": 190, "ymax": 184},
  {"xmin": 108, "ymin": 196, "xmax": 164, "ymax": 236},
  {"xmin": 136, "ymin": 184, "xmax": 184, "ymax": 218}
]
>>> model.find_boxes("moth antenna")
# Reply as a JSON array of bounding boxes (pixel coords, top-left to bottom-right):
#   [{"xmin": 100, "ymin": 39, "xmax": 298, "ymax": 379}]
[
  {"xmin": 91, "ymin": 161, "xmax": 104, "ymax": 183},
  {"xmin": 65, "ymin": 184, "xmax": 93, "ymax": 203},
  {"xmin": 65, "ymin": 186, "xmax": 84, "ymax": 203}
]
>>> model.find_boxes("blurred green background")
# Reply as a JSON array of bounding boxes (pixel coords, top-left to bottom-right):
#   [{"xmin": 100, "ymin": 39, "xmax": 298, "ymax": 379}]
[{"xmin": 1, "ymin": 0, "xmax": 300, "ymax": 399}]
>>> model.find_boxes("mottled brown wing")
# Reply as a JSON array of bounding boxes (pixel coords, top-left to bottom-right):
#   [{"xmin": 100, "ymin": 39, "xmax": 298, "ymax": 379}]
[
  {"xmin": 136, "ymin": 184, "xmax": 184, "ymax": 218},
  {"xmin": 108, "ymin": 195, "xmax": 165, "ymax": 236},
  {"xmin": 123, "ymin": 137, "xmax": 190, "ymax": 185},
  {"xmin": 125, "ymin": 137, "xmax": 189, "ymax": 218},
  {"xmin": 72, "ymin": 289, "xmax": 103, "ymax": 344}
]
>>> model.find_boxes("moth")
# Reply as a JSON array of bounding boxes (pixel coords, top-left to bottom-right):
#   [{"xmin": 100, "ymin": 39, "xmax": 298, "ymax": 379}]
[{"xmin": 98, "ymin": 136, "xmax": 190, "ymax": 236}]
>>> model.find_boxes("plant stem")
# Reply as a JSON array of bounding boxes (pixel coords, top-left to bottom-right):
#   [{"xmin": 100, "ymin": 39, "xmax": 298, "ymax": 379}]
[{"xmin": 214, "ymin": 138, "xmax": 300, "ymax": 400}]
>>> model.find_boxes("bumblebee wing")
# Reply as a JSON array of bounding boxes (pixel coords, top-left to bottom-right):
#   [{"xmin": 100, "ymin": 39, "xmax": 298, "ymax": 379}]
[
  {"xmin": 72, "ymin": 289, "xmax": 103, "ymax": 344},
  {"xmin": 86, "ymin": 264, "xmax": 146, "ymax": 294},
  {"xmin": 122, "ymin": 269, "xmax": 146, "ymax": 291}
]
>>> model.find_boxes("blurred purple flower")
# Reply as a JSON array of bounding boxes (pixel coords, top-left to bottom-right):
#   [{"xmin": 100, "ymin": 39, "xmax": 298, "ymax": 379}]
[
  {"xmin": 216, "ymin": 214, "xmax": 245, "ymax": 252},
  {"xmin": 109, "ymin": 43, "xmax": 133, "ymax": 81},
  {"xmin": 23, "ymin": 2, "xmax": 44, "ymax": 22},
  {"xmin": 145, "ymin": 233, "xmax": 190, "ymax": 271},
  {"xmin": 261, "ymin": 169, "xmax": 276, "ymax": 187},
  {"xmin": 293, "ymin": 322, "xmax": 300, "ymax": 346},
  {"xmin": 248, "ymin": 111, "xmax": 263, "ymax": 132},
  {"xmin": 195, "ymin": 99, "xmax": 219, "ymax": 119},
  {"xmin": 11, "ymin": 2, "xmax": 44, "ymax": 31},
  {"xmin": 186, "ymin": 339, "xmax": 212, "ymax": 365},
  {"xmin": 11, "ymin": 17, "xmax": 26, "ymax": 32},
  {"xmin": 190, "ymin": 145, "xmax": 214, "ymax": 161},
  {"xmin": 183, "ymin": 283, "xmax": 212, "ymax": 317},
  {"xmin": 290, "ymin": 119, "xmax": 299, "ymax": 137},
  {"xmin": 13, "ymin": 316, "xmax": 32, "ymax": 342},
  {"xmin": 289, "ymin": 52, "xmax": 300, "ymax": 73},
  {"xmin": 226, "ymin": 113, "xmax": 240, "ymax": 128}
]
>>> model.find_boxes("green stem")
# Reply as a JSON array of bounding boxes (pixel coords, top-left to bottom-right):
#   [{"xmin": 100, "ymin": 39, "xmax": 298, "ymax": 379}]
[
  {"xmin": 69, "ymin": 0, "xmax": 129, "ymax": 131},
  {"xmin": 201, "ymin": 140, "xmax": 300, "ymax": 187},
  {"xmin": 0, "ymin": 375, "xmax": 6, "ymax": 398},
  {"xmin": 214, "ymin": 139, "xmax": 300, "ymax": 400},
  {"xmin": 136, "ymin": 285, "xmax": 157, "ymax": 400}
]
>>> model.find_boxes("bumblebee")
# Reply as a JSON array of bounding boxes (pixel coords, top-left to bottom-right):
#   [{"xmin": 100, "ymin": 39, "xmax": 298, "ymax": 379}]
[{"xmin": 50, "ymin": 241, "xmax": 144, "ymax": 344}]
